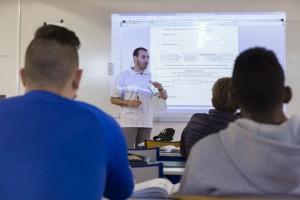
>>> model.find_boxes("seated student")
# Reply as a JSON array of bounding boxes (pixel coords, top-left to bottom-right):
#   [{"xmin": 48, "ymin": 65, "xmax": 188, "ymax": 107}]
[
  {"xmin": 0, "ymin": 25, "xmax": 134, "ymax": 200},
  {"xmin": 179, "ymin": 47, "xmax": 300, "ymax": 197},
  {"xmin": 180, "ymin": 77, "xmax": 239, "ymax": 159}
]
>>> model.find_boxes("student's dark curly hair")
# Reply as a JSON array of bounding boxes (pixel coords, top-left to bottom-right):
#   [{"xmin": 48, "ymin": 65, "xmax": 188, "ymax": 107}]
[{"xmin": 232, "ymin": 47, "xmax": 285, "ymax": 113}]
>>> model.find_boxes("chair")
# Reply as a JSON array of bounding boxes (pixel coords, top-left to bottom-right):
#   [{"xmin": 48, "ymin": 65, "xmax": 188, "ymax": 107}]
[
  {"xmin": 131, "ymin": 162, "xmax": 163, "ymax": 183},
  {"xmin": 128, "ymin": 147, "xmax": 159, "ymax": 161},
  {"xmin": 144, "ymin": 140, "xmax": 181, "ymax": 148}
]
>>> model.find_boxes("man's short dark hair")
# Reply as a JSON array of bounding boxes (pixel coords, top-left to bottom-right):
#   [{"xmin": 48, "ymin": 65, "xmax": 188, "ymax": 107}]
[
  {"xmin": 24, "ymin": 24, "xmax": 80, "ymax": 89},
  {"xmin": 232, "ymin": 47, "xmax": 285, "ymax": 113},
  {"xmin": 133, "ymin": 47, "xmax": 148, "ymax": 57}
]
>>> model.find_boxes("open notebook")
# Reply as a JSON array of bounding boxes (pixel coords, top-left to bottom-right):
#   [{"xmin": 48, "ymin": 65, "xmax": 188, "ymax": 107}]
[{"xmin": 131, "ymin": 178, "xmax": 180, "ymax": 199}]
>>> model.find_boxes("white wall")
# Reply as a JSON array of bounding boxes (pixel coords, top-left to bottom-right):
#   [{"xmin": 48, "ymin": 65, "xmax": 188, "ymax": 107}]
[
  {"xmin": 0, "ymin": 0, "xmax": 20, "ymax": 97},
  {"xmin": 2, "ymin": 0, "xmax": 300, "ymax": 140}
]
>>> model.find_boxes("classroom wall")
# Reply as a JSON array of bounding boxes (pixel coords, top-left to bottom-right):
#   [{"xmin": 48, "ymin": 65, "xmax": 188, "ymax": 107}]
[
  {"xmin": 0, "ymin": 0, "xmax": 20, "ymax": 97},
  {"xmin": 1, "ymin": 0, "xmax": 300, "ymax": 140}
]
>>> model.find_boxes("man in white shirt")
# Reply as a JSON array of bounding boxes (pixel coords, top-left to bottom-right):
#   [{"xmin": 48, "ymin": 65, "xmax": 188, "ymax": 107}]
[{"xmin": 111, "ymin": 47, "xmax": 168, "ymax": 148}]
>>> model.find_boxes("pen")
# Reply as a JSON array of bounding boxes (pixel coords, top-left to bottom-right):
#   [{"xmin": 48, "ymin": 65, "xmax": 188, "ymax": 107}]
[{"xmin": 137, "ymin": 96, "xmax": 143, "ymax": 111}]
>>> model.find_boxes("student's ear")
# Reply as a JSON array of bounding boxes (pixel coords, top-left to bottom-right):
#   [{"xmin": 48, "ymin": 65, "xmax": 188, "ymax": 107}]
[
  {"xmin": 72, "ymin": 69, "xmax": 83, "ymax": 90},
  {"xmin": 133, "ymin": 56, "xmax": 137, "ymax": 63},
  {"xmin": 20, "ymin": 68, "xmax": 26, "ymax": 87},
  {"xmin": 283, "ymin": 86, "xmax": 292, "ymax": 104}
]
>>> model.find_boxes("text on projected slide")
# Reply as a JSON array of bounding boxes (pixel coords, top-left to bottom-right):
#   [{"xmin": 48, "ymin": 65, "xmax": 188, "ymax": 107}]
[{"xmin": 150, "ymin": 25, "xmax": 238, "ymax": 106}]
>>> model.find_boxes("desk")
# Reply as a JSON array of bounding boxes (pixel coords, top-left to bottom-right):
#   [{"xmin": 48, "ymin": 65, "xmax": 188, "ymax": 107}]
[
  {"xmin": 163, "ymin": 167, "xmax": 184, "ymax": 175},
  {"xmin": 159, "ymin": 151, "xmax": 185, "ymax": 161},
  {"xmin": 129, "ymin": 196, "xmax": 292, "ymax": 200},
  {"xmin": 161, "ymin": 161, "xmax": 185, "ymax": 168},
  {"xmin": 162, "ymin": 160, "xmax": 185, "ymax": 184},
  {"xmin": 160, "ymin": 152, "xmax": 182, "ymax": 157},
  {"xmin": 162, "ymin": 161, "xmax": 185, "ymax": 176},
  {"xmin": 162, "ymin": 161, "xmax": 185, "ymax": 175},
  {"xmin": 173, "ymin": 196, "xmax": 293, "ymax": 200}
]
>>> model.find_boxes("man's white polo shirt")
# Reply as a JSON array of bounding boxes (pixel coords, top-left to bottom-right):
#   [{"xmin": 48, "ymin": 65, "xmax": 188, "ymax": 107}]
[{"xmin": 112, "ymin": 68, "xmax": 156, "ymax": 128}]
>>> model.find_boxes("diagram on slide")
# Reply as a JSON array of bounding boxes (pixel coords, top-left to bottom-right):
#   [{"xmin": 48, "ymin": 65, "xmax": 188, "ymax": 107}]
[{"xmin": 150, "ymin": 25, "xmax": 238, "ymax": 106}]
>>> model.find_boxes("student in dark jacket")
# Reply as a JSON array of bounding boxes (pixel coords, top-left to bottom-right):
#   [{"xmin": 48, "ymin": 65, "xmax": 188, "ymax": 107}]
[{"xmin": 180, "ymin": 77, "xmax": 239, "ymax": 159}]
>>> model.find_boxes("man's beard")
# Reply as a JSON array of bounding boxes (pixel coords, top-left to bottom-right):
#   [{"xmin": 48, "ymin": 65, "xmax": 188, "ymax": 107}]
[{"xmin": 137, "ymin": 61, "xmax": 148, "ymax": 70}]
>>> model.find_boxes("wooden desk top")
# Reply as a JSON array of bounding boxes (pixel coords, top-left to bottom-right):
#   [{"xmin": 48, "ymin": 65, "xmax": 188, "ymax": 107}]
[
  {"xmin": 173, "ymin": 195, "xmax": 294, "ymax": 200},
  {"xmin": 129, "ymin": 196, "xmax": 292, "ymax": 200}
]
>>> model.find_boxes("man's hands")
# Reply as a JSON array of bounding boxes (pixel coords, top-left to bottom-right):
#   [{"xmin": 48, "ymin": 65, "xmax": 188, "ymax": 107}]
[
  {"xmin": 149, "ymin": 80, "xmax": 168, "ymax": 100},
  {"xmin": 110, "ymin": 97, "xmax": 142, "ymax": 107},
  {"xmin": 150, "ymin": 80, "xmax": 163, "ymax": 90},
  {"xmin": 126, "ymin": 99, "xmax": 142, "ymax": 107}
]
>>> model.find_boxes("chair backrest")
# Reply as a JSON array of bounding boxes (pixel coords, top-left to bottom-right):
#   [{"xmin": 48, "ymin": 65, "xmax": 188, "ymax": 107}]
[
  {"xmin": 131, "ymin": 162, "xmax": 163, "ymax": 183},
  {"xmin": 145, "ymin": 140, "xmax": 181, "ymax": 148},
  {"xmin": 128, "ymin": 147, "xmax": 159, "ymax": 161}
]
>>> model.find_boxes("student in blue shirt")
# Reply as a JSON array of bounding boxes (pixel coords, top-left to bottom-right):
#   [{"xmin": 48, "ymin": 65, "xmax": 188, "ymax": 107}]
[{"xmin": 0, "ymin": 24, "xmax": 134, "ymax": 200}]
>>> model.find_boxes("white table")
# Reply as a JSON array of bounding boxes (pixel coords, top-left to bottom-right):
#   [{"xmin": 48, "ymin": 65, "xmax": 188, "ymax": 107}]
[
  {"xmin": 161, "ymin": 161, "xmax": 185, "ymax": 176},
  {"xmin": 163, "ymin": 167, "xmax": 185, "ymax": 175},
  {"xmin": 160, "ymin": 151, "xmax": 182, "ymax": 157}
]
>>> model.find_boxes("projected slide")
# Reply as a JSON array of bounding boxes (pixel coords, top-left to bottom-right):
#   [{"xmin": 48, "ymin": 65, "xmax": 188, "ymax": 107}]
[
  {"xmin": 150, "ymin": 25, "xmax": 238, "ymax": 106},
  {"xmin": 111, "ymin": 12, "xmax": 285, "ymax": 114}
]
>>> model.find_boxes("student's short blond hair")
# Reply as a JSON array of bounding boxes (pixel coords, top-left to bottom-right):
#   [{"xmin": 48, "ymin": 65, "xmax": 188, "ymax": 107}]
[{"xmin": 212, "ymin": 77, "xmax": 237, "ymax": 113}]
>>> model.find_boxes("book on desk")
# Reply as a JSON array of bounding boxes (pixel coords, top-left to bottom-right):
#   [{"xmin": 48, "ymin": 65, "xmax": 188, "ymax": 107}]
[{"xmin": 131, "ymin": 178, "xmax": 180, "ymax": 199}]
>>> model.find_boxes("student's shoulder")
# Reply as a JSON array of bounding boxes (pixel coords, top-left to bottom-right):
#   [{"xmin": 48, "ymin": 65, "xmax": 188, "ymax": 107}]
[
  {"xmin": 190, "ymin": 113, "xmax": 209, "ymax": 120},
  {"xmin": 186, "ymin": 133, "xmax": 225, "ymax": 167},
  {"xmin": 192, "ymin": 131, "xmax": 223, "ymax": 152},
  {"xmin": 191, "ymin": 112, "xmax": 208, "ymax": 117},
  {"xmin": 75, "ymin": 101, "xmax": 117, "ymax": 125},
  {"xmin": 186, "ymin": 113, "xmax": 211, "ymax": 128}
]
